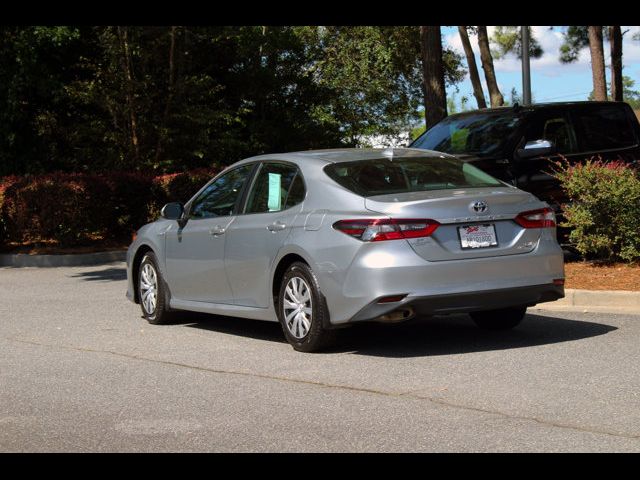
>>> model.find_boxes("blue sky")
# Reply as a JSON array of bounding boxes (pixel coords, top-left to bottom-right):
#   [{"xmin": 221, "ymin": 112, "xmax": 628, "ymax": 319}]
[{"xmin": 441, "ymin": 26, "xmax": 640, "ymax": 108}]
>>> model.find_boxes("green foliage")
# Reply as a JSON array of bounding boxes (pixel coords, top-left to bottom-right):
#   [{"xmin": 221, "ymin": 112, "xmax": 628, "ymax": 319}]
[
  {"xmin": 0, "ymin": 26, "xmax": 467, "ymax": 176},
  {"xmin": 588, "ymin": 76, "xmax": 640, "ymax": 107},
  {"xmin": 558, "ymin": 26, "xmax": 589, "ymax": 63},
  {"xmin": 552, "ymin": 158, "xmax": 640, "ymax": 262},
  {"xmin": 491, "ymin": 26, "xmax": 543, "ymax": 60}
]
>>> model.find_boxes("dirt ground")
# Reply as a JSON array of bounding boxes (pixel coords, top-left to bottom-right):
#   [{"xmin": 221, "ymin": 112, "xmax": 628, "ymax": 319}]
[{"xmin": 565, "ymin": 261, "xmax": 640, "ymax": 291}]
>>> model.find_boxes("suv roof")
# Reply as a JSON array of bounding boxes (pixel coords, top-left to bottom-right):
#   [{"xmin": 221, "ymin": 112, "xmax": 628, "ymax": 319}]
[{"xmin": 447, "ymin": 101, "xmax": 630, "ymax": 118}]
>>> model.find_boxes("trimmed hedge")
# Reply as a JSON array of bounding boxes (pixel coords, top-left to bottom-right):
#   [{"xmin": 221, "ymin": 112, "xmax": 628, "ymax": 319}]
[{"xmin": 0, "ymin": 168, "xmax": 220, "ymax": 248}]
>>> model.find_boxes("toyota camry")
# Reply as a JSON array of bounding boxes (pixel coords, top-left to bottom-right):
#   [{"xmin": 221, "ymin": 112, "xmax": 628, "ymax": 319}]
[{"xmin": 126, "ymin": 148, "xmax": 565, "ymax": 352}]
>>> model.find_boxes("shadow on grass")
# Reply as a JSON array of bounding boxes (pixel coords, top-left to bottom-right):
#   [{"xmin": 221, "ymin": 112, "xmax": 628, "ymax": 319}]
[{"xmin": 173, "ymin": 311, "xmax": 617, "ymax": 358}]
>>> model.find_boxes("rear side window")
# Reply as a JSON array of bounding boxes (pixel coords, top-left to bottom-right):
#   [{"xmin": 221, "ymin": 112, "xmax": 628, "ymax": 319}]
[
  {"xmin": 324, "ymin": 156, "xmax": 502, "ymax": 197},
  {"xmin": 245, "ymin": 162, "xmax": 305, "ymax": 213},
  {"xmin": 572, "ymin": 106, "xmax": 637, "ymax": 152}
]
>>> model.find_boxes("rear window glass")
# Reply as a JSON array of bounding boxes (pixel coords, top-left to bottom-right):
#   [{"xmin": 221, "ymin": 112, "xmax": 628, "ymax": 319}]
[
  {"xmin": 324, "ymin": 156, "xmax": 503, "ymax": 197},
  {"xmin": 573, "ymin": 106, "xmax": 637, "ymax": 151}
]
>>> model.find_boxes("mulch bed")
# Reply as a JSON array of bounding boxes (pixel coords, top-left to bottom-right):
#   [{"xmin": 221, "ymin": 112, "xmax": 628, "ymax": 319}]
[{"xmin": 565, "ymin": 261, "xmax": 640, "ymax": 291}]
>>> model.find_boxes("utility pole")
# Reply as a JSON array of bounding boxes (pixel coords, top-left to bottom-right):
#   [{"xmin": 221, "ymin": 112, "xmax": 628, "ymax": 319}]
[{"xmin": 522, "ymin": 26, "xmax": 532, "ymax": 105}]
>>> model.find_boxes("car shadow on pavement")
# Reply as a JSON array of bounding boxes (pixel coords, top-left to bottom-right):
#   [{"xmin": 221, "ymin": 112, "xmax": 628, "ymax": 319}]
[
  {"xmin": 175, "ymin": 311, "xmax": 617, "ymax": 357},
  {"xmin": 70, "ymin": 267, "xmax": 127, "ymax": 282},
  {"xmin": 177, "ymin": 312, "xmax": 288, "ymax": 344},
  {"xmin": 334, "ymin": 313, "xmax": 617, "ymax": 358}
]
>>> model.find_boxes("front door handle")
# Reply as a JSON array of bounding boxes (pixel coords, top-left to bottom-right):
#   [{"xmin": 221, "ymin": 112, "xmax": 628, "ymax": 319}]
[
  {"xmin": 209, "ymin": 225, "xmax": 226, "ymax": 236},
  {"xmin": 267, "ymin": 221, "xmax": 287, "ymax": 232}
]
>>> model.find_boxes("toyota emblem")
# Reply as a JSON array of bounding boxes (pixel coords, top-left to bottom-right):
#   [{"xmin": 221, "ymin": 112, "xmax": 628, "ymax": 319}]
[{"xmin": 470, "ymin": 201, "xmax": 488, "ymax": 214}]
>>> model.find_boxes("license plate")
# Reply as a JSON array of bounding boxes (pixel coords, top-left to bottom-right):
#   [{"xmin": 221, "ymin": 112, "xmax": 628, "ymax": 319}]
[{"xmin": 458, "ymin": 224, "xmax": 498, "ymax": 249}]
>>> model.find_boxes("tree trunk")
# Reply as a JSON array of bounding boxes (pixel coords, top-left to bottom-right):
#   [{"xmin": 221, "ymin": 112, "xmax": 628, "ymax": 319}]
[
  {"xmin": 420, "ymin": 26, "xmax": 447, "ymax": 131},
  {"xmin": 154, "ymin": 26, "xmax": 177, "ymax": 165},
  {"xmin": 588, "ymin": 26, "xmax": 608, "ymax": 101},
  {"xmin": 477, "ymin": 26, "xmax": 503, "ymax": 107},
  {"xmin": 458, "ymin": 26, "xmax": 487, "ymax": 109},
  {"xmin": 610, "ymin": 26, "xmax": 623, "ymax": 102},
  {"xmin": 116, "ymin": 26, "xmax": 140, "ymax": 163}
]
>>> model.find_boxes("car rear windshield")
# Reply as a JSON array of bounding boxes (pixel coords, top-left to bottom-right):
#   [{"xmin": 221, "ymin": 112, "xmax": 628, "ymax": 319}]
[
  {"xmin": 324, "ymin": 156, "xmax": 503, "ymax": 197},
  {"xmin": 410, "ymin": 111, "xmax": 523, "ymax": 157}
]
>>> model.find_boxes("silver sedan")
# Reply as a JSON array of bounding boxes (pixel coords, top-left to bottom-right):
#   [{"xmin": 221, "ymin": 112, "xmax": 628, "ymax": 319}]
[{"xmin": 126, "ymin": 148, "xmax": 565, "ymax": 352}]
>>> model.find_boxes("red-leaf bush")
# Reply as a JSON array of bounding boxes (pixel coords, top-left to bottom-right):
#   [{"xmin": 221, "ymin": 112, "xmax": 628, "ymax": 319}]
[{"xmin": 0, "ymin": 166, "xmax": 221, "ymax": 249}]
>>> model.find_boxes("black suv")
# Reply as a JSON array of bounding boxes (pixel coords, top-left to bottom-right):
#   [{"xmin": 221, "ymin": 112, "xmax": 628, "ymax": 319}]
[{"xmin": 410, "ymin": 101, "xmax": 640, "ymax": 211}]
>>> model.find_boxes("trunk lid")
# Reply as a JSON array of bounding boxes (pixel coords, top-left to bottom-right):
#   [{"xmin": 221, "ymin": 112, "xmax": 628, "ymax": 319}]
[{"xmin": 365, "ymin": 187, "xmax": 544, "ymax": 261}]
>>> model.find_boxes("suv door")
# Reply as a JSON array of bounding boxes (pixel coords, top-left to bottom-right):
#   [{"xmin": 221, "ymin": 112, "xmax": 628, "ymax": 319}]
[
  {"xmin": 224, "ymin": 162, "xmax": 306, "ymax": 308},
  {"xmin": 513, "ymin": 109, "xmax": 579, "ymax": 206},
  {"xmin": 164, "ymin": 164, "xmax": 255, "ymax": 304}
]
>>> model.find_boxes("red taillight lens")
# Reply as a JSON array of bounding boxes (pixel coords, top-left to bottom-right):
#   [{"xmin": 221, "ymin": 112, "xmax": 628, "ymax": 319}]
[
  {"xmin": 333, "ymin": 218, "xmax": 440, "ymax": 242},
  {"xmin": 514, "ymin": 208, "xmax": 556, "ymax": 229}
]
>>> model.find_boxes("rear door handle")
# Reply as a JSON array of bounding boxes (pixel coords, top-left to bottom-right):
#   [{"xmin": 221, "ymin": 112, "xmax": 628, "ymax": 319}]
[
  {"xmin": 209, "ymin": 225, "xmax": 226, "ymax": 236},
  {"xmin": 267, "ymin": 221, "xmax": 287, "ymax": 232}
]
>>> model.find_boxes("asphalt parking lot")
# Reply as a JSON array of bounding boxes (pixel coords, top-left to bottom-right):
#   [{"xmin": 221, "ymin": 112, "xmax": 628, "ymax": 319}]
[{"xmin": 1, "ymin": 262, "xmax": 639, "ymax": 452}]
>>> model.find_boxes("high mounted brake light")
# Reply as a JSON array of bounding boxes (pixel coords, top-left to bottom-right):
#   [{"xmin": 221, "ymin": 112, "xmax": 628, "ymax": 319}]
[
  {"xmin": 514, "ymin": 208, "xmax": 556, "ymax": 229},
  {"xmin": 333, "ymin": 218, "xmax": 440, "ymax": 242}
]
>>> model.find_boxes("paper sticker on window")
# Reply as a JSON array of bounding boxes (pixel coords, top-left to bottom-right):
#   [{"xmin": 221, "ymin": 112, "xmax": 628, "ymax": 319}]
[{"xmin": 267, "ymin": 173, "xmax": 282, "ymax": 211}]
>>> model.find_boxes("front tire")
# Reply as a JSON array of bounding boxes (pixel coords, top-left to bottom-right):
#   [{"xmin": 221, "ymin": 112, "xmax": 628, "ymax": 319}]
[
  {"xmin": 277, "ymin": 262, "xmax": 335, "ymax": 352},
  {"xmin": 470, "ymin": 306, "xmax": 527, "ymax": 330},
  {"xmin": 138, "ymin": 252, "xmax": 174, "ymax": 325}
]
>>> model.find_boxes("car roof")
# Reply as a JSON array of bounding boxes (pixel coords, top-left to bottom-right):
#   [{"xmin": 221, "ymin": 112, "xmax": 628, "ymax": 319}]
[{"xmin": 235, "ymin": 147, "xmax": 452, "ymax": 167}]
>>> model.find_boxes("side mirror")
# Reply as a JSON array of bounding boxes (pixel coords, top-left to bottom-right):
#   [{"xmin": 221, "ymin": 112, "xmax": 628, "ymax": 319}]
[
  {"xmin": 517, "ymin": 139, "xmax": 556, "ymax": 159},
  {"xmin": 161, "ymin": 202, "xmax": 184, "ymax": 221}
]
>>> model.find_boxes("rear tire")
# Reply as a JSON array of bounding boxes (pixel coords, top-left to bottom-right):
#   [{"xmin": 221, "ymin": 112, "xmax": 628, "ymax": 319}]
[
  {"xmin": 277, "ymin": 262, "xmax": 336, "ymax": 352},
  {"xmin": 138, "ymin": 251, "xmax": 174, "ymax": 325},
  {"xmin": 470, "ymin": 306, "xmax": 527, "ymax": 330}
]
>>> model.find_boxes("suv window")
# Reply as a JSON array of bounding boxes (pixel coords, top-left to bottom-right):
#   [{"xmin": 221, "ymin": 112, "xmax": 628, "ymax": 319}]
[
  {"xmin": 522, "ymin": 113, "xmax": 578, "ymax": 153},
  {"xmin": 572, "ymin": 105, "xmax": 637, "ymax": 152},
  {"xmin": 189, "ymin": 164, "xmax": 253, "ymax": 219},
  {"xmin": 245, "ymin": 162, "xmax": 304, "ymax": 214},
  {"xmin": 324, "ymin": 156, "xmax": 502, "ymax": 197}
]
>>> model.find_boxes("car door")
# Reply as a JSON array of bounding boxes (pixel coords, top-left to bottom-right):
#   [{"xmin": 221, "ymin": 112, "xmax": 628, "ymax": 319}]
[
  {"xmin": 164, "ymin": 164, "xmax": 255, "ymax": 304},
  {"xmin": 224, "ymin": 162, "xmax": 306, "ymax": 308}
]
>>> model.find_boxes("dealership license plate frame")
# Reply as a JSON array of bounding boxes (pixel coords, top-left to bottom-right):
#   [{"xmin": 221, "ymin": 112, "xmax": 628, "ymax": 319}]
[{"xmin": 458, "ymin": 223, "xmax": 499, "ymax": 249}]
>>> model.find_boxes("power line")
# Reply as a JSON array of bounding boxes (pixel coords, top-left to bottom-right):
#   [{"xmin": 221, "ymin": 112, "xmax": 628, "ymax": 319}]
[{"xmin": 539, "ymin": 91, "xmax": 593, "ymax": 101}]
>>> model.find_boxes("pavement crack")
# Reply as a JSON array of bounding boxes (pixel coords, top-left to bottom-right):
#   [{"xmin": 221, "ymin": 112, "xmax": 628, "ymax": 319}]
[{"xmin": 8, "ymin": 336, "xmax": 640, "ymax": 444}]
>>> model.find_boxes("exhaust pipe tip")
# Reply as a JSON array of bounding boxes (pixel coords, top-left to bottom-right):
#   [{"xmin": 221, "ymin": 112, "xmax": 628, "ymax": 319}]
[{"xmin": 376, "ymin": 307, "xmax": 415, "ymax": 323}]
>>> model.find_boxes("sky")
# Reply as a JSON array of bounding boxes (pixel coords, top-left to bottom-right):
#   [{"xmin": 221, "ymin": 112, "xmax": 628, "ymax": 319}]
[{"xmin": 441, "ymin": 26, "xmax": 640, "ymax": 108}]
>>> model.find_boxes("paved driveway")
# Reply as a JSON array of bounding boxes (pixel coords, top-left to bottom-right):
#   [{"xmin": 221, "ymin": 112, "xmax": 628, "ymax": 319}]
[{"xmin": 1, "ymin": 262, "xmax": 639, "ymax": 452}]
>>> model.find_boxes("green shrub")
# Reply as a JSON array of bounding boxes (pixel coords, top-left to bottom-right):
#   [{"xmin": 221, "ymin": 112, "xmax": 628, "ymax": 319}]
[{"xmin": 552, "ymin": 158, "xmax": 640, "ymax": 262}]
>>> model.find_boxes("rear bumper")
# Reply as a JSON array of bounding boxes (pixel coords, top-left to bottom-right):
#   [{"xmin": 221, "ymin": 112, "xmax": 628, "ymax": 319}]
[{"xmin": 317, "ymin": 236, "xmax": 565, "ymax": 325}]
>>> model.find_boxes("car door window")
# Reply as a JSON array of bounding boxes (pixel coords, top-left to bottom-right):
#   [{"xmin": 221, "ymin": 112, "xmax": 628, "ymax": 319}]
[
  {"xmin": 189, "ymin": 164, "xmax": 253, "ymax": 219},
  {"xmin": 522, "ymin": 113, "xmax": 577, "ymax": 154},
  {"xmin": 572, "ymin": 105, "xmax": 638, "ymax": 152},
  {"xmin": 245, "ymin": 163, "xmax": 304, "ymax": 214}
]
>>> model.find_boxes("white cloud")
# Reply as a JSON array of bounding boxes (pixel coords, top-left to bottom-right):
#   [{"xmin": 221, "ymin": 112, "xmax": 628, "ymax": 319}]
[{"xmin": 444, "ymin": 26, "xmax": 640, "ymax": 78}]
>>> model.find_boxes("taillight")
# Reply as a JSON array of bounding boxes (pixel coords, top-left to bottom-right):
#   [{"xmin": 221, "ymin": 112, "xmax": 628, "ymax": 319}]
[
  {"xmin": 514, "ymin": 208, "xmax": 556, "ymax": 228},
  {"xmin": 333, "ymin": 218, "xmax": 440, "ymax": 242}
]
